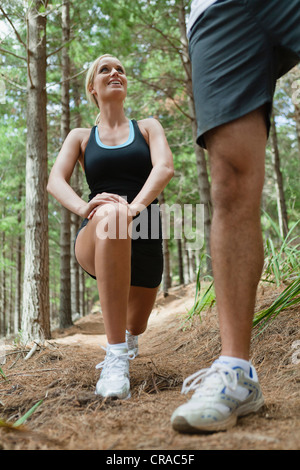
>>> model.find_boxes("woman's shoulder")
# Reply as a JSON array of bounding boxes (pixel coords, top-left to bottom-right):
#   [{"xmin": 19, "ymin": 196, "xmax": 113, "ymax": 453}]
[
  {"xmin": 68, "ymin": 127, "xmax": 93, "ymax": 142},
  {"xmin": 136, "ymin": 118, "xmax": 164, "ymax": 143},
  {"xmin": 136, "ymin": 117, "xmax": 161, "ymax": 130},
  {"xmin": 68, "ymin": 127, "xmax": 93, "ymax": 151},
  {"xmin": 64, "ymin": 128, "xmax": 94, "ymax": 162}
]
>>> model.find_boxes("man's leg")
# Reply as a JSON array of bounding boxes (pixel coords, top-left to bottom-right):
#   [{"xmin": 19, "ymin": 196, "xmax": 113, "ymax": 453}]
[
  {"xmin": 205, "ymin": 106, "xmax": 267, "ymax": 359},
  {"xmin": 171, "ymin": 108, "xmax": 267, "ymax": 432}
]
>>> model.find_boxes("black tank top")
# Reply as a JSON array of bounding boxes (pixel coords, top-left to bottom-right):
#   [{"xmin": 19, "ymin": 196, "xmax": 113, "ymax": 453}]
[{"xmin": 84, "ymin": 119, "xmax": 161, "ymax": 242}]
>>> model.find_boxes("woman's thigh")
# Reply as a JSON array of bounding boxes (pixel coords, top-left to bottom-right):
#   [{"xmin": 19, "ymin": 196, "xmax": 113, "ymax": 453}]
[
  {"xmin": 75, "ymin": 203, "xmax": 132, "ymax": 277},
  {"xmin": 74, "ymin": 220, "xmax": 97, "ymax": 278}
]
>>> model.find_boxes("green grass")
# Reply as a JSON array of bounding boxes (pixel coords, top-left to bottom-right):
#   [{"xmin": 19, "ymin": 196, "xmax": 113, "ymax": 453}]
[
  {"xmin": 262, "ymin": 217, "xmax": 300, "ymax": 286},
  {"xmin": 0, "ymin": 399, "xmax": 43, "ymax": 429},
  {"xmin": 253, "ymin": 276, "xmax": 300, "ymax": 334},
  {"xmin": 187, "ymin": 215, "xmax": 300, "ymax": 332}
]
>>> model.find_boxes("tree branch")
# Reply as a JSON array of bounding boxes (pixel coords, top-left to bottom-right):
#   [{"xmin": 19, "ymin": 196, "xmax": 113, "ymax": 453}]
[
  {"xmin": 46, "ymin": 39, "xmax": 73, "ymax": 59},
  {"xmin": 0, "ymin": 47, "xmax": 26, "ymax": 62},
  {"xmin": 45, "ymin": 67, "xmax": 88, "ymax": 90},
  {"xmin": 0, "ymin": 72, "xmax": 26, "ymax": 91},
  {"xmin": 120, "ymin": 2, "xmax": 182, "ymax": 55},
  {"xmin": 0, "ymin": 6, "xmax": 26, "ymax": 49},
  {"xmin": 25, "ymin": 14, "xmax": 34, "ymax": 89},
  {"xmin": 133, "ymin": 75, "xmax": 192, "ymax": 121}
]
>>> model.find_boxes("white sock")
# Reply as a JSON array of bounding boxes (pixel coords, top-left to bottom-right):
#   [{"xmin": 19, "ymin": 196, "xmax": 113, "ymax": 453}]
[
  {"xmin": 217, "ymin": 355, "xmax": 251, "ymax": 375},
  {"xmin": 107, "ymin": 341, "xmax": 127, "ymax": 350}
]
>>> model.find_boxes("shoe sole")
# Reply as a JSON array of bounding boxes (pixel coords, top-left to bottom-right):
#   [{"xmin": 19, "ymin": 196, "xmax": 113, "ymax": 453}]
[
  {"xmin": 95, "ymin": 391, "xmax": 131, "ymax": 400},
  {"xmin": 172, "ymin": 414, "xmax": 237, "ymax": 433},
  {"xmin": 172, "ymin": 397, "xmax": 264, "ymax": 433}
]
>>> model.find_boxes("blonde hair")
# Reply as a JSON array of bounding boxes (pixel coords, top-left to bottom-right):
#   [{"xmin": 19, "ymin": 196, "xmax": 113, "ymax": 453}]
[{"xmin": 85, "ymin": 54, "xmax": 125, "ymax": 125}]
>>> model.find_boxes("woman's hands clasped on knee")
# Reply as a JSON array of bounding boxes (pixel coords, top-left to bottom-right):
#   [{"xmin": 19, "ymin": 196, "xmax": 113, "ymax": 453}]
[{"xmin": 79, "ymin": 192, "xmax": 129, "ymax": 220}]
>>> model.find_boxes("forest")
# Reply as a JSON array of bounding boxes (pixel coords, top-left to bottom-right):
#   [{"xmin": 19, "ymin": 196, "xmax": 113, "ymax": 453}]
[{"xmin": 0, "ymin": 0, "xmax": 299, "ymax": 344}]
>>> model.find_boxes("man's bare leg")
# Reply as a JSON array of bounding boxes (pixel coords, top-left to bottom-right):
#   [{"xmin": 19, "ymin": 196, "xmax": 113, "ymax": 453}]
[
  {"xmin": 205, "ymin": 107, "xmax": 267, "ymax": 359},
  {"xmin": 171, "ymin": 108, "xmax": 267, "ymax": 432}
]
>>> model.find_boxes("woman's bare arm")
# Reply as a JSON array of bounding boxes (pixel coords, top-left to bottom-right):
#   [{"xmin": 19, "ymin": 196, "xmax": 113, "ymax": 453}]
[
  {"xmin": 47, "ymin": 128, "xmax": 90, "ymax": 217},
  {"xmin": 129, "ymin": 118, "xmax": 174, "ymax": 215}
]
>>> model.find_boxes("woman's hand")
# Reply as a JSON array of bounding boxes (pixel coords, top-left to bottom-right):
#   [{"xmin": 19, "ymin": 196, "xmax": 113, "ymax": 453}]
[
  {"xmin": 128, "ymin": 202, "xmax": 146, "ymax": 217},
  {"xmin": 80, "ymin": 193, "xmax": 129, "ymax": 220}
]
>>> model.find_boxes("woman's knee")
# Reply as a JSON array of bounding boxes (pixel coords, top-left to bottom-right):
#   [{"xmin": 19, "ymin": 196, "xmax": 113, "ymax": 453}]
[{"xmin": 94, "ymin": 203, "xmax": 132, "ymax": 240}]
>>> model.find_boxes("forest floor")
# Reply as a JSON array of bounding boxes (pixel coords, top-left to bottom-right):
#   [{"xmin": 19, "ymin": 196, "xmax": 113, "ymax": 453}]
[{"xmin": 0, "ymin": 281, "xmax": 299, "ymax": 451}]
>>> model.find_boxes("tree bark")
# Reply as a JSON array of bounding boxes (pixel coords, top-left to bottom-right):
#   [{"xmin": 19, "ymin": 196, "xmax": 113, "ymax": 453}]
[
  {"xmin": 70, "ymin": 72, "xmax": 83, "ymax": 318},
  {"xmin": 159, "ymin": 191, "xmax": 172, "ymax": 296},
  {"xmin": 289, "ymin": 66, "xmax": 300, "ymax": 155},
  {"xmin": 294, "ymin": 101, "xmax": 300, "ymax": 155},
  {"xmin": 177, "ymin": 238, "xmax": 185, "ymax": 285},
  {"xmin": 1, "ymin": 229, "xmax": 6, "ymax": 337},
  {"xmin": 59, "ymin": 0, "xmax": 73, "ymax": 329},
  {"xmin": 270, "ymin": 113, "xmax": 289, "ymax": 239},
  {"xmin": 15, "ymin": 184, "xmax": 22, "ymax": 334},
  {"xmin": 178, "ymin": 0, "xmax": 212, "ymax": 275},
  {"xmin": 22, "ymin": 1, "xmax": 50, "ymax": 343}
]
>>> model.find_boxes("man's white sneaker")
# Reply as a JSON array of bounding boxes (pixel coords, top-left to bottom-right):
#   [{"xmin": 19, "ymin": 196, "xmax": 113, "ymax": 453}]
[
  {"xmin": 95, "ymin": 345, "xmax": 135, "ymax": 399},
  {"xmin": 171, "ymin": 360, "xmax": 264, "ymax": 433},
  {"xmin": 126, "ymin": 330, "xmax": 139, "ymax": 357}
]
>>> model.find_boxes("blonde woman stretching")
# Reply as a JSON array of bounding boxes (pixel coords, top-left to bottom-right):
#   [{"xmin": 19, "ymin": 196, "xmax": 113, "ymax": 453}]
[{"xmin": 47, "ymin": 54, "xmax": 174, "ymax": 399}]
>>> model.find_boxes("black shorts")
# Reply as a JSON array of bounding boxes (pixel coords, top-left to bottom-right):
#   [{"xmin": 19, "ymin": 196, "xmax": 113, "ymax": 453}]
[
  {"xmin": 74, "ymin": 218, "xmax": 163, "ymax": 289},
  {"xmin": 189, "ymin": 0, "xmax": 300, "ymax": 148}
]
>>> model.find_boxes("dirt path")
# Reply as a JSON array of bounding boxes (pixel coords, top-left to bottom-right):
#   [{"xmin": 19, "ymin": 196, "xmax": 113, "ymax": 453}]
[{"xmin": 0, "ymin": 282, "xmax": 299, "ymax": 451}]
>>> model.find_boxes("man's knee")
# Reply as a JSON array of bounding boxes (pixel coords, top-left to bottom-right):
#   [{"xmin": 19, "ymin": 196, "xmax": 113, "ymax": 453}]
[
  {"xmin": 210, "ymin": 154, "xmax": 265, "ymax": 212},
  {"xmin": 206, "ymin": 122, "xmax": 266, "ymax": 211}
]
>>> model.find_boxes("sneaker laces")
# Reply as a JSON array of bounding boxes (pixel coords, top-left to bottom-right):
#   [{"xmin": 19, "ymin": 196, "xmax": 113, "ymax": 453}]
[
  {"xmin": 95, "ymin": 346, "xmax": 135, "ymax": 375},
  {"xmin": 181, "ymin": 363, "xmax": 238, "ymax": 397}
]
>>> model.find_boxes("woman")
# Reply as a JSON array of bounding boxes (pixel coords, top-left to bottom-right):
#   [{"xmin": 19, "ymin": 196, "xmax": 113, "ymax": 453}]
[{"xmin": 47, "ymin": 54, "xmax": 174, "ymax": 400}]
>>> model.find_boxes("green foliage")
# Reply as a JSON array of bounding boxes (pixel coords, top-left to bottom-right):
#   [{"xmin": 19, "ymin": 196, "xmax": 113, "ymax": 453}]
[
  {"xmin": 262, "ymin": 214, "xmax": 300, "ymax": 285},
  {"xmin": 0, "ymin": 366, "xmax": 7, "ymax": 380},
  {"xmin": 13, "ymin": 399, "xmax": 43, "ymax": 427},
  {"xmin": 185, "ymin": 275, "xmax": 215, "ymax": 324},
  {"xmin": 0, "ymin": 399, "xmax": 44, "ymax": 429},
  {"xmin": 253, "ymin": 277, "xmax": 300, "ymax": 334},
  {"xmin": 187, "ymin": 212, "xmax": 300, "ymax": 333},
  {"xmin": 0, "ymin": 0, "xmax": 299, "ymax": 335}
]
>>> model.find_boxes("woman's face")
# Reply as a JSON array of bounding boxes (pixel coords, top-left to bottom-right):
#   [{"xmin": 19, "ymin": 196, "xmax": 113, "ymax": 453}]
[{"xmin": 91, "ymin": 56, "xmax": 127, "ymax": 105}]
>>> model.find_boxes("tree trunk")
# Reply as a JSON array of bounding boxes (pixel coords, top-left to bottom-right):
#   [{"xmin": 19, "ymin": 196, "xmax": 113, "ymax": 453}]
[
  {"xmin": 183, "ymin": 238, "xmax": 190, "ymax": 284},
  {"xmin": 22, "ymin": 1, "xmax": 50, "ymax": 343},
  {"xmin": 270, "ymin": 113, "xmax": 289, "ymax": 239},
  {"xmin": 80, "ymin": 270, "xmax": 86, "ymax": 316},
  {"xmin": 59, "ymin": 0, "xmax": 73, "ymax": 329},
  {"xmin": 1, "ymin": 229, "xmax": 6, "ymax": 337},
  {"xmin": 289, "ymin": 66, "xmax": 300, "ymax": 155},
  {"xmin": 15, "ymin": 184, "xmax": 22, "ymax": 334},
  {"xmin": 178, "ymin": 1, "xmax": 212, "ymax": 275},
  {"xmin": 177, "ymin": 238, "xmax": 185, "ymax": 285},
  {"xmin": 70, "ymin": 73, "xmax": 83, "ymax": 318},
  {"xmin": 159, "ymin": 191, "xmax": 172, "ymax": 296},
  {"xmin": 294, "ymin": 101, "xmax": 300, "ymax": 154},
  {"xmin": 8, "ymin": 245, "xmax": 14, "ymax": 335}
]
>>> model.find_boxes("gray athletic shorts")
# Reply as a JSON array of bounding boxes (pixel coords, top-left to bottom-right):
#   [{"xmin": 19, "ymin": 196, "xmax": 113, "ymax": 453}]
[{"xmin": 189, "ymin": 0, "xmax": 300, "ymax": 148}]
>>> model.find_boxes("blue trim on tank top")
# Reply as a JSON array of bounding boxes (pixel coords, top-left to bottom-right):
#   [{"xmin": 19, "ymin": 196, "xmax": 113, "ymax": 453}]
[{"xmin": 95, "ymin": 119, "xmax": 135, "ymax": 149}]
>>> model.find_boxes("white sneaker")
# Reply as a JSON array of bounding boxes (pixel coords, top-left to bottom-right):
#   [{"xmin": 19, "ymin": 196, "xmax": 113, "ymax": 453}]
[
  {"xmin": 171, "ymin": 360, "xmax": 264, "ymax": 433},
  {"xmin": 126, "ymin": 330, "xmax": 139, "ymax": 357},
  {"xmin": 95, "ymin": 345, "xmax": 135, "ymax": 399}
]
